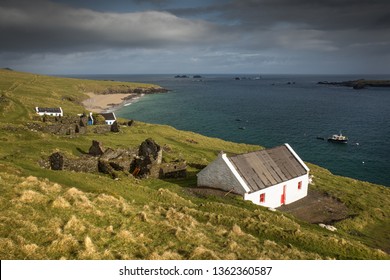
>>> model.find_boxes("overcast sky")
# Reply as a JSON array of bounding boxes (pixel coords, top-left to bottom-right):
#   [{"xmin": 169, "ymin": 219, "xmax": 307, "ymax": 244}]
[{"xmin": 1, "ymin": 0, "xmax": 389, "ymax": 74}]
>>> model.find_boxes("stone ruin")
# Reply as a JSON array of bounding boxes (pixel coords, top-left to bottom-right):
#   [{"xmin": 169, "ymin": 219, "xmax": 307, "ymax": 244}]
[
  {"xmin": 29, "ymin": 115, "xmax": 129, "ymax": 136},
  {"xmin": 88, "ymin": 140, "xmax": 105, "ymax": 156},
  {"xmin": 45, "ymin": 139, "xmax": 187, "ymax": 180},
  {"xmin": 49, "ymin": 152, "xmax": 64, "ymax": 170}
]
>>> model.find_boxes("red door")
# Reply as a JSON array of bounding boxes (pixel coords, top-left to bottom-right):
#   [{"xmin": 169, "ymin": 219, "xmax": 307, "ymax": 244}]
[{"xmin": 281, "ymin": 185, "xmax": 286, "ymax": 205}]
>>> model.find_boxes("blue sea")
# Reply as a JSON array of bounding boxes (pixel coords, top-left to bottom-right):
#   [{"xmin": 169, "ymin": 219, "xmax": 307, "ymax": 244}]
[{"xmin": 70, "ymin": 74, "xmax": 390, "ymax": 187}]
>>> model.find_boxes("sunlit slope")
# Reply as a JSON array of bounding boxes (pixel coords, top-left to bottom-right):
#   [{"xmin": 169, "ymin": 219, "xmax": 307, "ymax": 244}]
[
  {"xmin": 0, "ymin": 69, "xmax": 388, "ymax": 259},
  {"xmin": 0, "ymin": 69, "xmax": 160, "ymax": 122}
]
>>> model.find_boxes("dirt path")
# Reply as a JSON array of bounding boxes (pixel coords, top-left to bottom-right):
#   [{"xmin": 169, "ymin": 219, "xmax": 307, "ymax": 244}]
[
  {"xmin": 187, "ymin": 187, "xmax": 350, "ymax": 225},
  {"xmin": 278, "ymin": 189, "xmax": 350, "ymax": 224}
]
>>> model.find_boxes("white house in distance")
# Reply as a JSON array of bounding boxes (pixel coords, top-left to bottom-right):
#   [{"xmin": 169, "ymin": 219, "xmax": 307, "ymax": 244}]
[
  {"xmin": 197, "ymin": 143, "xmax": 310, "ymax": 208},
  {"xmin": 35, "ymin": 107, "xmax": 63, "ymax": 117},
  {"xmin": 100, "ymin": 112, "xmax": 117, "ymax": 125}
]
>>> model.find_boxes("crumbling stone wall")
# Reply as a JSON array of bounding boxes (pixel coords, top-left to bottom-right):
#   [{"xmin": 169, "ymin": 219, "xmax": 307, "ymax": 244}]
[{"xmin": 45, "ymin": 139, "xmax": 186, "ymax": 180}]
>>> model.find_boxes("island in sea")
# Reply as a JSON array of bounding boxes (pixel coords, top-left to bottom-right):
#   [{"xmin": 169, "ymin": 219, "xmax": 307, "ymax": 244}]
[
  {"xmin": 318, "ymin": 79, "xmax": 390, "ymax": 89},
  {"xmin": 0, "ymin": 68, "xmax": 389, "ymax": 260}
]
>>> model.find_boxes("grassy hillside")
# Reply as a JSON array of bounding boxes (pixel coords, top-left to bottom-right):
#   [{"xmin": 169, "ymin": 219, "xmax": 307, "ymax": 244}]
[
  {"xmin": 0, "ymin": 69, "xmax": 389, "ymax": 259},
  {"xmin": 0, "ymin": 69, "xmax": 160, "ymax": 122}
]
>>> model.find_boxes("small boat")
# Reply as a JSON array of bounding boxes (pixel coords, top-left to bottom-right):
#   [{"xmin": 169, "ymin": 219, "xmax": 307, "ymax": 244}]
[{"xmin": 328, "ymin": 132, "xmax": 348, "ymax": 143}]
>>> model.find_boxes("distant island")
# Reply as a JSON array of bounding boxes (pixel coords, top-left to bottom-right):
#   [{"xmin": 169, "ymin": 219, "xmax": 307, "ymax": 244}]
[{"xmin": 318, "ymin": 79, "xmax": 390, "ymax": 89}]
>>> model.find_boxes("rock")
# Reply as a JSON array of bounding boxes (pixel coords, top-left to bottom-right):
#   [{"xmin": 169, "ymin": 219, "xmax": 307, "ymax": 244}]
[
  {"xmin": 319, "ymin": 223, "xmax": 337, "ymax": 232},
  {"xmin": 49, "ymin": 152, "xmax": 64, "ymax": 170},
  {"xmin": 89, "ymin": 140, "xmax": 105, "ymax": 156},
  {"xmin": 325, "ymin": 225, "xmax": 337, "ymax": 232},
  {"xmin": 110, "ymin": 121, "xmax": 120, "ymax": 133},
  {"xmin": 268, "ymin": 207, "xmax": 276, "ymax": 212}
]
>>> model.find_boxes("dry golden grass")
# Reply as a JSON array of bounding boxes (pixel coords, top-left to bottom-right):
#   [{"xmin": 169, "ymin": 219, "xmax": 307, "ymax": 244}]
[
  {"xmin": 0, "ymin": 163, "xmax": 388, "ymax": 260},
  {"xmin": 231, "ymin": 224, "xmax": 244, "ymax": 236},
  {"xmin": 52, "ymin": 196, "xmax": 71, "ymax": 209},
  {"xmin": 18, "ymin": 190, "xmax": 49, "ymax": 204},
  {"xmin": 190, "ymin": 246, "xmax": 220, "ymax": 260},
  {"xmin": 148, "ymin": 251, "xmax": 183, "ymax": 260},
  {"xmin": 47, "ymin": 234, "xmax": 80, "ymax": 258},
  {"xmin": 64, "ymin": 215, "xmax": 86, "ymax": 236},
  {"xmin": 165, "ymin": 207, "xmax": 198, "ymax": 228},
  {"xmin": 157, "ymin": 188, "xmax": 196, "ymax": 207},
  {"xmin": 63, "ymin": 187, "xmax": 94, "ymax": 210}
]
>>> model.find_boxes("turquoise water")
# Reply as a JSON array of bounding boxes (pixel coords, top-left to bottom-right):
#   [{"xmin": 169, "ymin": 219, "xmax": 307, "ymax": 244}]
[{"xmin": 71, "ymin": 74, "xmax": 390, "ymax": 186}]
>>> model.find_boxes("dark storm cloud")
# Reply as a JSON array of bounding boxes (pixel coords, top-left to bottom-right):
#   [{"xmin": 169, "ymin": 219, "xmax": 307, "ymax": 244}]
[
  {"xmin": 0, "ymin": 0, "xmax": 230, "ymax": 54},
  {"xmin": 1, "ymin": 0, "xmax": 389, "ymax": 74},
  {"xmin": 197, "ymin": 0, "xmax": 390, "ymax": 30},
  {"xmin": 167, "ymin": 0, "xmax": 390, "ymax": 56}
]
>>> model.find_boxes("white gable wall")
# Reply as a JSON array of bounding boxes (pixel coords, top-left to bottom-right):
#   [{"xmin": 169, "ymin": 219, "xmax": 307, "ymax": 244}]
[
  {"xmin": 197, "ymin": 153, "xmax": 247, "ymax": 195},
  {"xmin": 105, "ymin": 120, "xmax": 115, "ymax": 125},
  {"xmin": 244, "ymin": 173, "xmax": 309, "ymax": 208}
]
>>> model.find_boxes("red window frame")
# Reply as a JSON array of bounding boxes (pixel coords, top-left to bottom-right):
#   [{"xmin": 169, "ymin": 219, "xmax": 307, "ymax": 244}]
[
  {"xmin": 298, "ymin": 181, "xmax": 302, "ymax": 190},
  {"xmin": 260, "ymin": 193, "xmax": 265, "ymax": 203}
]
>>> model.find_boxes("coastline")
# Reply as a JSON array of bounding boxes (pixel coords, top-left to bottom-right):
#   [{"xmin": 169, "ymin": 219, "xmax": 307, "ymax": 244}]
[{"xmin": 82, "ymin": 92, "xmax": 144, "ymax": 113}]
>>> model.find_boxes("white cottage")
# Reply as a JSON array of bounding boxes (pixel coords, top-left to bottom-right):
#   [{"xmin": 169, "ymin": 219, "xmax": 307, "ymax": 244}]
[
  {"xmin": 100, "ymin": 112, "xmax": 117, "ymax": 125},
  {"xmin": 197, "ymin": 143, "xmax": 310, "ymax": 208},
  {"xmin": 35, "ymin": 107, "xmax": 63, "ymax": 117}
]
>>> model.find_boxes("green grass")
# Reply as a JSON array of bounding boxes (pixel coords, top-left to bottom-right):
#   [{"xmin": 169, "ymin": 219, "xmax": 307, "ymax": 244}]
[
  {"xmin": 0, "ymin": 69, "xmax": 161, "ymax": 123},
  {"xmin": 0, "ymin": 70, "xmax": 389, "ymax": 260}
]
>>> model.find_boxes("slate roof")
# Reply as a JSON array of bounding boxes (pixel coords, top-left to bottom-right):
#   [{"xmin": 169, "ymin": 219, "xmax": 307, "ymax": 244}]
[
  {"xmin": 229, "ymin": 145, "xmax": 307, "ymax": 192},
  {"xmin": 36, "ymin": 107, "xmax": 62, "ymax": 113},
  {"xmin": 100, "ymin": 112, "xmax": 116, "ymax": 121}
]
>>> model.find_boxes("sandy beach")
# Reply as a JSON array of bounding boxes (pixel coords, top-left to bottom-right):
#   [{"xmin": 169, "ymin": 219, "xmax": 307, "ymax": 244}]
[{"xmin": 82, "ymin": 92, "xmax": 136, "ymax": 113}]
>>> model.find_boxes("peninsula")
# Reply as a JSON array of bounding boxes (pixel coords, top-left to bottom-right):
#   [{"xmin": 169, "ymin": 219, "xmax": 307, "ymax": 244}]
[{"xmin": 318, "ymin": 79, "xmax": 390, "ymax": 89}]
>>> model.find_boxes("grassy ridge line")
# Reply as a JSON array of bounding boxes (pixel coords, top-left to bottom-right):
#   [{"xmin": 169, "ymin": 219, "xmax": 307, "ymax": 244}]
[
  {"xmin": 0, "ymin": 70, "xmax": 389, "ymax": 259},
  {"xmin": 0, "ymin": 69, "xmax": 160, "ymax": 122}
]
